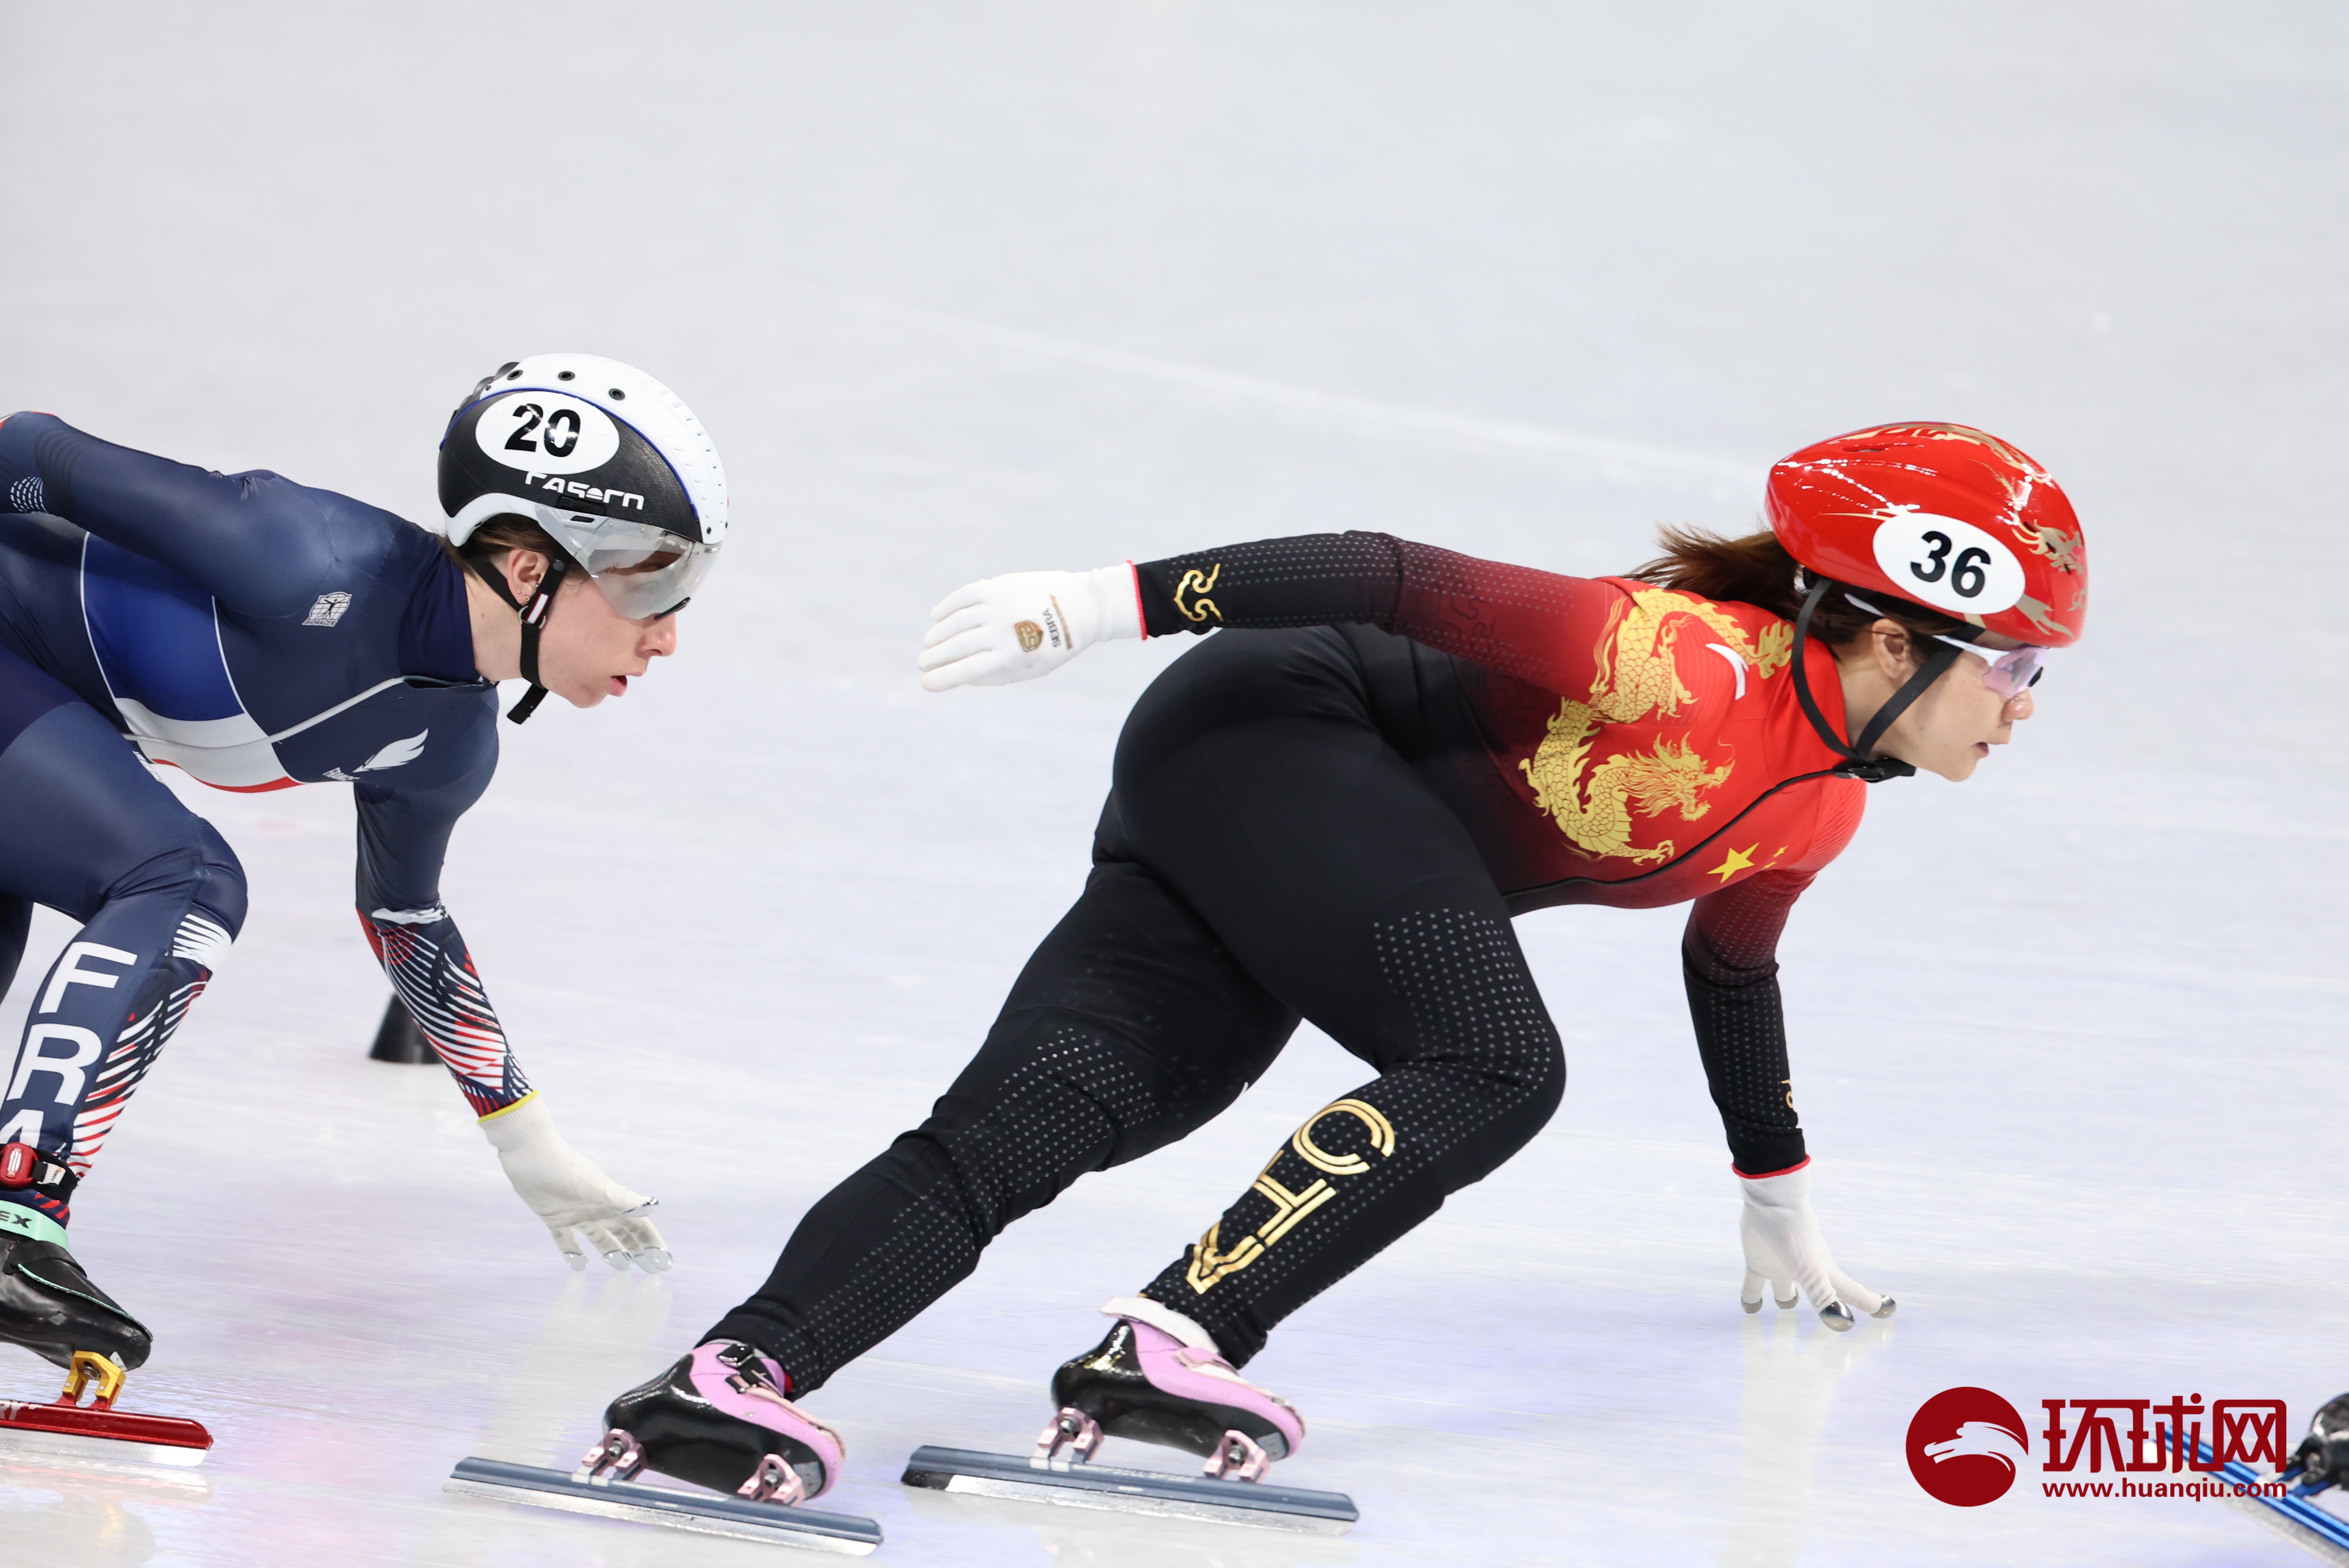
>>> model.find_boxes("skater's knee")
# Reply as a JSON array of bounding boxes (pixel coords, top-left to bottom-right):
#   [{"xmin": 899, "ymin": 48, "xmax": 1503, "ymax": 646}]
[
  {"xmin": 186, "ymin": 824, "xmax": 247, "ymax": 937},
  {"xmin": 99, "ymin": 829, "xmax": 248, "ymax": 946}
]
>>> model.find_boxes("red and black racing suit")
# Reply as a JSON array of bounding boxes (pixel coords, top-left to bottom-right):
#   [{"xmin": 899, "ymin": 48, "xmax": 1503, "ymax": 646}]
[{"xmin": 710, "ymin": 533, "xmax": 1868, "ymax": 1383}]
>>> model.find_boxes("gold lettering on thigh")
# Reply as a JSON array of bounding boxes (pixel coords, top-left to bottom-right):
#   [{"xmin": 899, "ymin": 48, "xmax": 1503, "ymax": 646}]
[
  {"xmin": 1290, "ymin": 1098, "xmax": 1397, "ymax": 1176},
  {"xmin": 1182, "ymin": 1099, "xmax": 1396, "ymax": 1293}
]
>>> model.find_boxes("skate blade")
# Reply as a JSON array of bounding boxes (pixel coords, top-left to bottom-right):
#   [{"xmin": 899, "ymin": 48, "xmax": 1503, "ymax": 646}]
[
  {"xmin": 0, "ymin": 1406, "xmax": 211, "ymax": 1470},
  {"xmin": 0, "ymin": 1428, "xmax": 213, "ymax": 1483},
  {"xmin": 901, "ymin": 1444, "xmax": 1357, "ymax": 1536},
  {"xmin": 444, "ymin": 1456, "xmax": 882, "ymax": 1555},
  {"xmin": 2197, "ymin": 1442, "xmax": 2349, "ymax": 1566}
]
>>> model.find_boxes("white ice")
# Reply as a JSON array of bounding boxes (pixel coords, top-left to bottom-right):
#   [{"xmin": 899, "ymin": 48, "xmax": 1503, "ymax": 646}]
[{"xmin": 0, "ymin": 4, "xmax": 2344, "ymax": 1564}]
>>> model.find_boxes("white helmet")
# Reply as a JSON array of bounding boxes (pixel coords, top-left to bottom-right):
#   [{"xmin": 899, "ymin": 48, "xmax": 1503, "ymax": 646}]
[{"xmin": 440, "ymin": 353, "xmax": 726, "ymax": 619}]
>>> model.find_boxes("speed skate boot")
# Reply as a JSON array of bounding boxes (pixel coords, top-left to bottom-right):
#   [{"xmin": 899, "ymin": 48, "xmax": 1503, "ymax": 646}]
[
  {"xmin": 1046, "ymin": 1296, "xmax": 1304, "ymax": 1481},
  {"xmin": 595, "ymin": 1340, "xmax": 846, "ymax": 1505},
  {"xmin": 2291, "ymin": 1393, "xmax": 2349, "ymax": 1487},
  {"xmin": 0, "ymin": 1231, "xmax": 153, "ymax": 1374}
]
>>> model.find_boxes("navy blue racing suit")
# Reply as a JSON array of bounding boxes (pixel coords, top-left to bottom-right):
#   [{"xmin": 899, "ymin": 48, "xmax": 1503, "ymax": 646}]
[{"xmin": 0, "ymin": 413, "xmax": 531, "ymax": 1242}]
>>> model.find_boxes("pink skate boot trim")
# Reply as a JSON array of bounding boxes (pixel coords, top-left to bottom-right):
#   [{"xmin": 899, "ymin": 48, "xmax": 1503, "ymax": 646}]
[
  {"xmin": 1123, "ymin": 1320, "xmax": 1306, "ymax": 1459},
  {"xmin": 1101, "ymin": 1294, "xmax": 1217, "ymax": 1352},
  {"xmin": 687, "ymin": 1341, "xmax": 847, "ymax": 1497}
]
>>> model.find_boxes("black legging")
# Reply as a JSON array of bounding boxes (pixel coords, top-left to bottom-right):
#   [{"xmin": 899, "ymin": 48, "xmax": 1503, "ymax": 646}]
[{"xmin": 708, "ymin": 628, "xmax": 1565, "ymax": 1385}]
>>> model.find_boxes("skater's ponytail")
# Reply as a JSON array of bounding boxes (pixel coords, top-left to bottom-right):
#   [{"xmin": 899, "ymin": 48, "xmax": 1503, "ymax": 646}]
[{"xmin": 1627, "ymin": 525, "xmax": 1966, "ymax": 659}]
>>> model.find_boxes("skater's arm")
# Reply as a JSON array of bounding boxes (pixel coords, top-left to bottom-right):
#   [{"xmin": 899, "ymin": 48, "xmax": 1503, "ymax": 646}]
[
  {"xmin": 352, "ymin": 742, "xmax": 671, "ymax": 1273},
  {"xmin": 351, "ymin": 737, "xmax": 534, "ymax": 1115},
  {"xmin": 0, "ymin": 412, "xmax": 377, "ymax": 617},
  {"xmin": 1682, "ymin": 871, "xmax": 1813, "ymax": 1178},
  {"xmin": 1132, "ymin": 533, "xmax": 1621, "ymax": 691},
  {"xmin": 916, "ymin": 532, "xmax": 1622, "ymax": 693}
]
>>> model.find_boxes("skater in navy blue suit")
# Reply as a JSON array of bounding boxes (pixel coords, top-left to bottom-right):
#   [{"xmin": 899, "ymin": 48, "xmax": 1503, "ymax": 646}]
[{"xmin": 0, "ymin": 354, "xmax": 724, "ymax": 1391}]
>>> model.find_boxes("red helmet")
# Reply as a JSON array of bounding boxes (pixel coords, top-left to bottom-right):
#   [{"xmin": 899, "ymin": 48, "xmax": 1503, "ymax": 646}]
[{"xmin": 1765, "ymin": 423, "xmax": 2087, "ymax": 647}]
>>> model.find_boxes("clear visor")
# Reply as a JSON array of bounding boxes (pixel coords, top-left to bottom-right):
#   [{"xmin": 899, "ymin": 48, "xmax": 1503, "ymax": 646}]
[
  {"xmin": 534, "ymin": 508, "xmax": 716, "ymax": 619},
  {"xmin": 1928, "ymin": 631, "xmax": 2045, "ymax": 699}
]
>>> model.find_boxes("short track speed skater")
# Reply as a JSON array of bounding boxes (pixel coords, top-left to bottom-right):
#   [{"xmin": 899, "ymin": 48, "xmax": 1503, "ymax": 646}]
[
  {"xmin": 901, "ymin": 1300, "xmax": 1358, "ymax": 1534},
  {"xmin": 445, "ymin": 1341, "xmax": 881, "ymax": 1553}
]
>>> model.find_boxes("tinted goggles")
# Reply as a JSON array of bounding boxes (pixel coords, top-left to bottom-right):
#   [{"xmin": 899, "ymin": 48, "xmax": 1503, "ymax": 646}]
[{"xmin": 530, "ymin": 508, "xmax": 716, "ymax": 619}]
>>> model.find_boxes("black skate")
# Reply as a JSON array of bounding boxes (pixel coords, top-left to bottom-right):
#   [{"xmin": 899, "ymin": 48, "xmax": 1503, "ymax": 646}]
[
  {"xmin": 0, "ymin": 1231, "xmax": 210, "ymax": 1468},
  {"xmin": 600, "ymin": 1340, "xmax": 847, "ymax": 1501},
  {"xmin": 2290, "ymin": 1392, "xmax": 2349, "ymax": 1489},
  {"xmin": 0, "ymin": 1231, "xmax": 152, "ymax": 1372},
  {"xmin": 1050, "ymin": 1315, "xmax": 1304, "ymax": 1464},
  {"xmin": 2189, "ymin": 1390, "xmax": 2349, "ymax": 1563},
  {"xmin": 444, "ymin": 1340, "xmax": 881, "ymax": 1553},
  {"xmin": 901, "ymin": 1299, "xmax": 1356, "ymax": 1535}
]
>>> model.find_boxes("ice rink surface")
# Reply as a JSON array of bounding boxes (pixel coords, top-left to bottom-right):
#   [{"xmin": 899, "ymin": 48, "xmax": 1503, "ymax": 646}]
[{"xmin": 2, "ymin": 2, "xmax": 2345, "ymax": 1563}]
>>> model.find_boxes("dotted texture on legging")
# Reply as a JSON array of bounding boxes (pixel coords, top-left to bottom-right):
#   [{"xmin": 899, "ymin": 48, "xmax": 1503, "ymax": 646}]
[
  {"xmin": 1149, "ymin": 906, "xmax": 1563, "ymax": 1363},
  {"xmin": 753, "ymin": 1026, "xmax": 1167, "ymax": 1390}
]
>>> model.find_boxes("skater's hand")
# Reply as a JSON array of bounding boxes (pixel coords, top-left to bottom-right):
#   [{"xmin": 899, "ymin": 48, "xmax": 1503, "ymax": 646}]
[
  {"xmin": 918, "ymin": 565, "xmax": 1143, "ymax": 691},
  {"xmin": 1736, "ymin": 1161, "xmax": 1893, "ymax": 1331},
  {"xmin": 478, "ymin": 1094, "xmax": 671, "ymax": 1274}
]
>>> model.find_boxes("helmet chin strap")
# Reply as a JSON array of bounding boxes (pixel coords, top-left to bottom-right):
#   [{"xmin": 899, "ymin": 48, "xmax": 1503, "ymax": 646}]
[
  {"xmin": 1789, "ymin": 577, "xmax": 1963, "ymax": 783},
  {"xmin": 466, "ymin": 551, "xmax": 574, "ymax": 725}
]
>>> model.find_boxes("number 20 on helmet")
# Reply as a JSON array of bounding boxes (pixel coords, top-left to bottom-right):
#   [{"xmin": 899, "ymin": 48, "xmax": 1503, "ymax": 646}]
[{"xmin": 1764, "ymin": 423, "xmax": 2088, "ymax": 648}]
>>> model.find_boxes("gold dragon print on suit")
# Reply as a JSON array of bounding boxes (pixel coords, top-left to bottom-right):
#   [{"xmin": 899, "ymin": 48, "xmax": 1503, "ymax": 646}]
[{"xmin": 1517, "ymin": 589, "xmax": 1790, "ymax": 865}]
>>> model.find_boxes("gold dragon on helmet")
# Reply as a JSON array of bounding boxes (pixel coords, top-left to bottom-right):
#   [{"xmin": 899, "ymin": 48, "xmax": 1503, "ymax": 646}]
[{"xmin": 1517, "ymin": 588, "xmax": 1789, "ymax": 865}]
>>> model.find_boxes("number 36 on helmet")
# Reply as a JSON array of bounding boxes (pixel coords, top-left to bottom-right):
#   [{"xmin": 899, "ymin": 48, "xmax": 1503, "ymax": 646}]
[{"xmin": 1764, "ymin": 423, "xmax": 2088, "ymax": 648}]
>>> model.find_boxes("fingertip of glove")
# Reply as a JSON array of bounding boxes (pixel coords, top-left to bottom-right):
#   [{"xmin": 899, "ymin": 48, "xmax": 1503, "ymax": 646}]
[
  {"xmin": 1818, "ymin": 1302, "xmax": 1856, "ymax": 1332},
  {"xmin": 564, "ymin": 1253, "xmax": 588, "ymax": 1273},
  {"xmin": 638, "ymin": 1249, "xmax": 674, "ymax": 1274},
  {"xmin": 1740, "ymin": 1296, "xmax": 1763, "ymax": 1314},
  {"xmin": 1872, "ymin": 1296, "xmax": 1897, "ymax": 1319}
]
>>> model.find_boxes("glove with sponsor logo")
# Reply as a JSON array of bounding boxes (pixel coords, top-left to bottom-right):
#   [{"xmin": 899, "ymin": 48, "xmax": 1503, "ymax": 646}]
[
  {"xmin": 1737, "ymin": 1160, "xmax": 1893, "ymax": 1331},
  {"xmin": 479, "ymin": 1093, "xmax": 671, "ymax": 1274},
  {"xmin": 917, "ymin": 564, "xmax": 1144, "ymax": 691}
]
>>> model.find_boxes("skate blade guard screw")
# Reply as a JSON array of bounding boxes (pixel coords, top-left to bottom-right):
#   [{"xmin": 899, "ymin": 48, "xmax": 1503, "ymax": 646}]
[
  {"xmin": 1030, "ymin": 1407, "xmax": 1103, "ymax": 1470},
  {"xmin": 735, "ymin": 1452, "xmax": 808, "ymax": 1506},
  {"xmin": 58, "ymin": 1350, "xmax": 126, "ymax": 1410},
  {"xmin": 1203, "ymin": 1429, "xmax": 1272, "ymax": 1483},
  {"xmin": 574, "ymin": 1427, "xmax": 648, "ymax": 1485}
]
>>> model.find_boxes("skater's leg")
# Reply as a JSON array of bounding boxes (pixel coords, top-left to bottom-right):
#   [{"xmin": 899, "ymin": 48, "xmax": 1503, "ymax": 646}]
[
  {"xmin": 0, "ymin": 892, "xmax": 31, "ymax": 1003},
  {"xmin": 702, "ymin": 857, "xmax": 1299, "ymax": 1393},
  {"xmin": 0, "ymin": 654, "xmax": 245, "ymax": 1370},
  {"xmin": 0, "ymin": 663, "xmax": 246, "ymax": 1236},
  {"xmin": 1109, "ymin": 629, "xmax": 1566, "ymax": 1366}
]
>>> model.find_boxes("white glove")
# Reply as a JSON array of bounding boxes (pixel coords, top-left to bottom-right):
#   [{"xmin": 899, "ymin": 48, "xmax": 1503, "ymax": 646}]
[
  {"xmin": 1737, "ymin": 1162, "xmax": 1893, "ymax": 1331},
  {"xmin": 479, "ymin": 1094, "xmax": 671, "ymax": 1274},
  {"xmin": 917, "ymin": 564, "xmax": 1143, "ymax": 691}
]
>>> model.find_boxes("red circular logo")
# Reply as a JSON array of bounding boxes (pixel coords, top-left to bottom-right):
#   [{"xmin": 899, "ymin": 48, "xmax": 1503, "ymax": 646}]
[{"xmin": 1907, "ymin": 1387, "xmax": 2029, "ymax": 1506}]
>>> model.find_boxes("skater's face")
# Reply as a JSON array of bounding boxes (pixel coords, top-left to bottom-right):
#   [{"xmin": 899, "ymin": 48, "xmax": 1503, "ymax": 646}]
[
  {"xmin": 503, "ymin": 548, "xmax": 681, "ymax": 707},
  {"xmin": 1842, "ymin": 622, "xmax": 2036, "ymax": 783}
]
